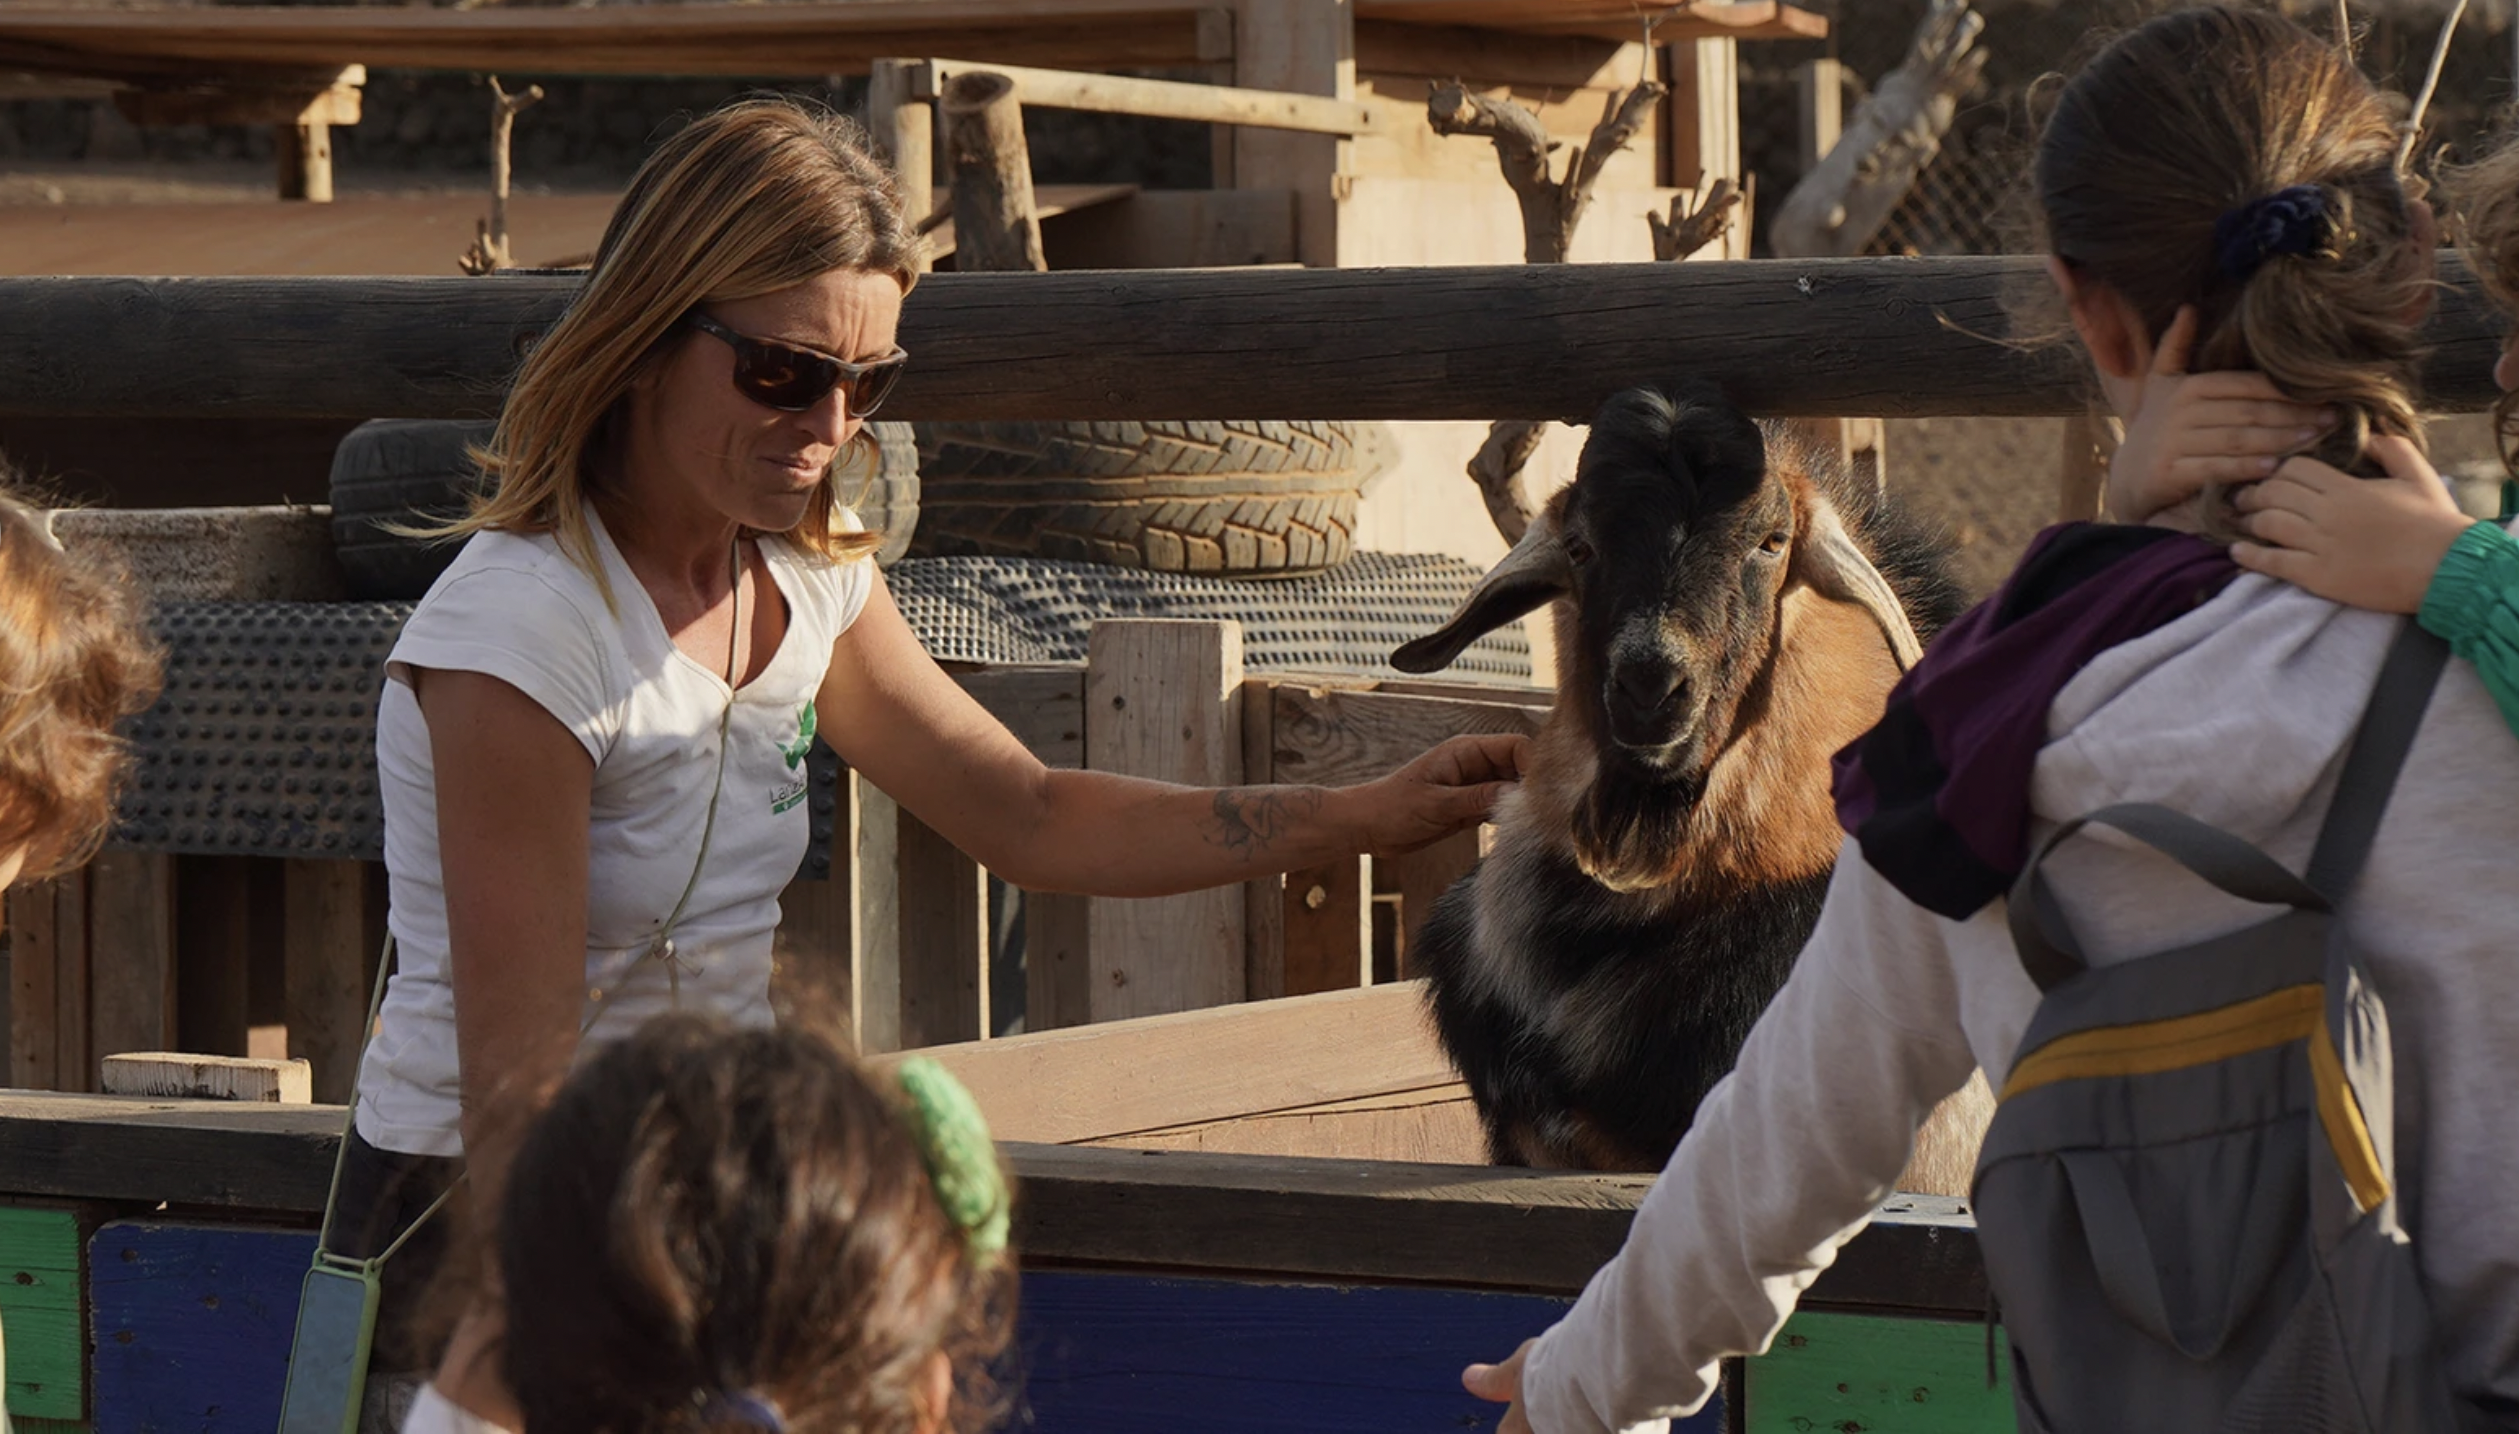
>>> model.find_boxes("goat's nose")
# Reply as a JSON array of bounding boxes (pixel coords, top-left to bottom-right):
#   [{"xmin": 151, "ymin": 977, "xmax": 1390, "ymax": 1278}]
[{"xmin": 1611, "ymin": 662, "xmax": 1683, "ymax": 718}]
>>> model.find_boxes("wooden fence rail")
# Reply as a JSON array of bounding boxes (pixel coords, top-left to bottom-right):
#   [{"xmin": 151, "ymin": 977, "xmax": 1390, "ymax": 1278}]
[{"xmin": 1, "ymin": 256, "xmax": 2500, "ymax": 423}]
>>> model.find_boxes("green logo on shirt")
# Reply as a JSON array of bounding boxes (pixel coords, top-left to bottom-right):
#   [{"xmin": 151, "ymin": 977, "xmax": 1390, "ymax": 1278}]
[{"xmin": 781, "ymin": 702, "xmax": 817, "ymax": 770}]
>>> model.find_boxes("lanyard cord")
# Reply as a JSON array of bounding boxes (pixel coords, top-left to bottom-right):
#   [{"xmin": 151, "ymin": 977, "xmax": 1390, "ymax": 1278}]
[{"xmin": 316, "ymin": 535, "xmax": 747, "ymax": 1264}]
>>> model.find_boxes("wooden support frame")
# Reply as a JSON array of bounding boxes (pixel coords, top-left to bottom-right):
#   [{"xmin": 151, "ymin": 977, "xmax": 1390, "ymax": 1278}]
[
  {"xmin": 111, "ymin": 65, "xmax": 362, "ymax": 128},
  {"xmin": 280, "ymin": 858, "xmax": 376, "ymax": 1106},
  {"xmin": 1085, "ymin": 621, "xmax": 1246, "ymax": 1021},
  {"xmin": 907, "ymin": 55, "xmax": 1375, "ymax": 135},
  {"xmin": 866, "ymin": 58, "xmax": 935, "ymax": 274},
  {"xmin": 1232, "ymin": 0, "xmax": 1355, "ymax": 268}
]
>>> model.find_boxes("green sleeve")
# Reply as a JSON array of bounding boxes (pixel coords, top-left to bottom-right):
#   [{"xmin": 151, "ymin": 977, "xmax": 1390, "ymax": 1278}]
[{"xmin": 2418, "ymin": 521, "xmax": 2519, "ymax": 733}]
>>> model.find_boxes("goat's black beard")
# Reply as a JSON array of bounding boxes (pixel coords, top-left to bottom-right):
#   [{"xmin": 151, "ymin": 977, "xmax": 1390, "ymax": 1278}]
[{"xmin": 1571, "ymin": 762, "xmax": 1703, "ymax": 894}]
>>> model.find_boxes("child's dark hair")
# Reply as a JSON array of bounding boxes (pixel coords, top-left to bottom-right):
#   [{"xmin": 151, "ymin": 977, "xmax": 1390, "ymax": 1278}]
[
  {"xmin": 495, "ymin": 1014, "xmax": 1014, "ymax": 1434},
  {"xmin": 2026, "ymin": 5, "xmax": 2429, "ymax": 524}
]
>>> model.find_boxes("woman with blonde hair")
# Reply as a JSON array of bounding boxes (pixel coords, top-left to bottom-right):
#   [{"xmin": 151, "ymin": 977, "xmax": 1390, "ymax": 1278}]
[{"xmin": 342, "ymin": 97, "xmax": 1522, "ymax": 1422}]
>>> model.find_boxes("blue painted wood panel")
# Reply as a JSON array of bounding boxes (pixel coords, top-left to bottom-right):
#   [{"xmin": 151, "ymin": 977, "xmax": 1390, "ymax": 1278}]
[
  {"xmin": 89, "ymin": 1222, "xmax": 314, "ymax": 1434},
  {"xmin": 1017, "ymin": 1271, "xmax": 1724, "ymax": 1434}
]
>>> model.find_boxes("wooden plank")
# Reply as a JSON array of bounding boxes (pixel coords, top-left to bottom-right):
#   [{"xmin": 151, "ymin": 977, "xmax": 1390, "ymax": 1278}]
[
  {"xmin": 0, "ymin": 1092, "xmax": 1991, "ymax": 1308},
  {"xmin": 1084, "ymin": 1081, "xmax": 1483, "ymax": 1162},
  {"xmin": 20, "ymin": 255, "xmax": 2440, "ymax": 423},
  {"xmin": 1354, "ymin": 18, "xmax": 1626, "ymax": 90},
  {"xmin": 113, "ymin": 66, "xmax": 361, "ymax": 127},
  {"xmin": 1388, "ymin": 828, "xmax": 1479, "ymax": 973},
  {"xmin": 1239, "ymin": 676, "xmax": 1285, "ymax": 1003},
  {"xmin": 954, "ymin": 668, "xmax": 1086, "ymax": 768},
  {"xmin": 53, "ymin": 867, "xmax": 88, "ymax": 1095},
  {"xmin": 280, "ymin": 857, "xmax": 370, "ymax": 1107},
  {"xmin": 895, "ymin": 812, "xmax": 989, "ymax": 1047},
  {"xmin": 9, "ymin": 881, "xmax": 61, "ymax": 1090},
  {"xmin": 89, "ymin": 1221, "xmax": 316, "ymax": 1433},
  {"xmin": 867, "ymin": 59, "xmax": 935, "ymax": 274},
  {"xmin": 1039, "ymin": 188, "xmax": 1298, "ymax": 269},
  {"xmin": 0, "ymin": 3, "xmax": 1231, "ymax": 82},
  {"xmin": 1356, "ymin": 0, "xmax": 1825, "ymax": 40},
  {"xmin": 1232, "ymin": 0, "xmax": 1353, "ymax": 268},
  {"xmin": 855, "ymin": 776, "xmax": 904, "ymax": 1054},
  {"xmin": 1023, "ymin": 891, "xmax": 1093, "ymax": 1033},
  {"xmin": 871, "ymin": 980, "xmax": 1452, "ymax": 1144},
  {"xmin": 100, "ymin": 1052, "xmax": 310, "ymax": 1103},
  {"xmin": 1085, "ymin": 620, "xmax": 1244, "ymax": 1021},
  {"xmin": 174, "ymin": 853, "xmax": 252, "ymax": 1060},
  {"xmin": 1279, "ymin": 858, "xmax": 1369, "ymax": 995},
  {"xmin": 1268, "ymin": 685, "xmax": 1543, "ymax": 790},
  {"xmin": 915, "ymin": 56, "xmax": 1375, "ymax": 135},
  {"xmin": 1667, "ymin": 36, "xmax": 1742, "ymax": 254},
  {"xmin": 1015, "ymin": 1271, "xmax": 1721, "ymax": 1434},
  {"xmin": 1744, "ymin": 1311, "xmax": 2013, "ymax": 1434},
  {"xmin": 0, "ymin": 1203, "xmax": 97, "ymax": 1421},
  {"xmin": 87, "ymin": 850, "xmax": 177, "ymax": 1065},
  {"xmin": 1797, "ymin": 56, "xmax": 1843, "ymax": 175}
]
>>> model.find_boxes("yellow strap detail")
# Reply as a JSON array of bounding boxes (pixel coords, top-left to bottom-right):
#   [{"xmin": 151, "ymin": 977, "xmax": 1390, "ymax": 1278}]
[
  {"xmin": 2307, "ymin": 1023, "xmax": 2390, "ymax": 1213},
  {"xmin": 1998, "ymin": 984, "xmax": 2323, "ymax": 1101}
]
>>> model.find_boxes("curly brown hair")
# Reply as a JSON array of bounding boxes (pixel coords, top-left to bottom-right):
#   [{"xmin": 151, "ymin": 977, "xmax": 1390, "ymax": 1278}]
[
  {"xmin": 492, "ymin": 1013, "xmax": 1015, "ymax": 1434},
  {"xmin": 0, "ymin": 469, "xmax": 162, "ymax": 880}
]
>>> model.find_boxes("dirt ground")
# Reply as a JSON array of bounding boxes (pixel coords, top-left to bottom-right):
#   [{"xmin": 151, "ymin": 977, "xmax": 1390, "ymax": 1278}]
[{"xmin": 1888, "ymin": 412, "xmax": 2507, "ymax": 599}]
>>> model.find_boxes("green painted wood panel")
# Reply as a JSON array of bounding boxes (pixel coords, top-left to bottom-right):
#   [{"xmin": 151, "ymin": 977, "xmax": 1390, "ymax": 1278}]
[
  {"xmin": 1746, "ymin": 1311, "xmax": 2013, "ymax": 1434},
  {"xmin": 0, "ymin": 1203, "xmax": 91, "ymax": 1423}
]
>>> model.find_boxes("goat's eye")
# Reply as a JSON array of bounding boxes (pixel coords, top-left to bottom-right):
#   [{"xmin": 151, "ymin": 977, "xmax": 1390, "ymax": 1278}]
[
  {"xmin": 1759, "ymin": 529, "xmax": 1789, "ymax": 555},
  {"xmin": 1565, "ymin": 537, "xmax": 1596, "ymax": 567}
]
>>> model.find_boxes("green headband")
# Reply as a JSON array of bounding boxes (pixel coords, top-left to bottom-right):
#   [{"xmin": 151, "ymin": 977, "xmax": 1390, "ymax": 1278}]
[{"xmin": 894, "ymin": 1058, "xmax": 1010, "ymax": 1265}]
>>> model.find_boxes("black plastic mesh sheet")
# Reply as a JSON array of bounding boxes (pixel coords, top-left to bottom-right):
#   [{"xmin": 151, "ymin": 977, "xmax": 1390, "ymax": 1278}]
[
  {"xmin": 886, "ymin": 552, "xmax": 1525, "ymax": 680},
  {"xmin": 110, "ymin": 554, "xmax": 1516, "ymax": 861}
]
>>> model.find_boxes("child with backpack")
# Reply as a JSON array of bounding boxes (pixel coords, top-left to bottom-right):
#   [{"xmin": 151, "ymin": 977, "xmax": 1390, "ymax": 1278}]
[
  {"xmin": 1462, "ymin": 9, "xmax": 2519, "ymax": 1432},
  {"xmin": 401, "ymin": 1013, "xmax": 1013, "ymax": 1434},
  {"xmin": 2105, "ymin": 143, "xmax": 2519, "ymax": 732}
]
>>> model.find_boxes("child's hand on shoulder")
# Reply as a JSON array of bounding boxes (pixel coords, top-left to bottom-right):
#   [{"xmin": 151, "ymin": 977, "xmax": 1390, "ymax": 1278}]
[
  {"xmin": 2231, "ymin": 436, "xmax": 2474, "ymax": 615},
  {"xmin": 2105, "ymin": 306, "xmax": 2335, "ymax": 522}
]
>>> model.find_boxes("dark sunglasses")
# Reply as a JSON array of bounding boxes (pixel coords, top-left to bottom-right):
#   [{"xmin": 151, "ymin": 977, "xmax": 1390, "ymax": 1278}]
[{"xmin": 680, "ymin": 310, "xmax": 909, "ymax": 417}]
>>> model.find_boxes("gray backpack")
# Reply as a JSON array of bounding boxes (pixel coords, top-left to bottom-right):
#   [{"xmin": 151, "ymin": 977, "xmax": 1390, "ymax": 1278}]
[{"xmin": 1973, "ymin": 623, "xmax": 2491, "ymax": 1433}]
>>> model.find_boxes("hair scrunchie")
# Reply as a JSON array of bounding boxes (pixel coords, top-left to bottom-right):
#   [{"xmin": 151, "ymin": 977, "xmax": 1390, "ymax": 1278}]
[
  {"xmin": 895, "ymin": 1057, "xmax": 1011, "ymax": 1266},
  {"xmin": 2213, "ymin": 184, "xmax": 2336, "ymax": 285}
]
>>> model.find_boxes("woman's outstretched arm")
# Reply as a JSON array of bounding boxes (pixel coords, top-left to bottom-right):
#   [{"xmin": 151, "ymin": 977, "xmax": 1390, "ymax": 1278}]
[{"xmin": 819, "ymin": 573, "xmax": 1526, "ymax": 896}]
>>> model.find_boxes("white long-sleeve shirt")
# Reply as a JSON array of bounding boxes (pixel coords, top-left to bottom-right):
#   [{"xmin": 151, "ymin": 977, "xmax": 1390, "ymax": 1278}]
[{"xmin": 1523, "ymin": 572, "xmax": 2519, "ymax": 1433}]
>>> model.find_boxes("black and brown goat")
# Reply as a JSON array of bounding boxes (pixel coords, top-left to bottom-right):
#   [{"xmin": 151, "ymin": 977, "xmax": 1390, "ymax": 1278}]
[{"xmin": 1395, "ymin": 384, "xmax": 1973, "ymax": 1174}]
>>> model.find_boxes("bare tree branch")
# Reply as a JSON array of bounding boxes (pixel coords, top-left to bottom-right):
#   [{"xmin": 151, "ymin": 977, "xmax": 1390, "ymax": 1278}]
[
  {"xmin": 459, "ymin": 76, "xmax": 544, "ymax": 276},
  {"xmin": 1427, "ymin": 81, "xmax": 1561, "ymax": 264},
  {"xmin": 1771, "ymin": 0, "xmax": 1985, "ymax": 259},
  {"xmin": 1469, "ymin": 420, "xmax": 1548, "ymax": 546},
  {"xmin": 1557, "ymin": 79, "xmax": 1668, "ymax": 258},
  {"xmin": 1650, "ymin": 176, "xmax": 1741, "ymax": 262}
]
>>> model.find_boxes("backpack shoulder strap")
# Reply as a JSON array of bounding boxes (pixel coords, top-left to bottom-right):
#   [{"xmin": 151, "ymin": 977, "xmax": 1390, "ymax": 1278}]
[{"xmin": 2305, "ymin": 622, "xmax": 2450, "ymax": 901}]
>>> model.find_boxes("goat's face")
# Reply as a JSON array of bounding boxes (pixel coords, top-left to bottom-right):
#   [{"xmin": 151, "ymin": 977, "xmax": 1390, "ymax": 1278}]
[{"xmin": 1393, "ymin": 386, "xmax": 1923, "ymax": 892}]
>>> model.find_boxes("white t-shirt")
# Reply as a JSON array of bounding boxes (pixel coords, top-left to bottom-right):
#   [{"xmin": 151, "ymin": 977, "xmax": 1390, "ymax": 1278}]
[
  {"xmin": 399, "ymin": 1384, "xmax": 514, "ymax": 1434},
  {"xmin": 355, "ymin": 511, "xmax": 873, "ymax": 1157}
]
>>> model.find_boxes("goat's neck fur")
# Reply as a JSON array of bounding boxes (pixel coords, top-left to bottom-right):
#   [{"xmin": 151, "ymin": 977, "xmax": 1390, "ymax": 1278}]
[{"xmin": 1517, "ymin": 576, "xmax": 1904, "ymax": 914}]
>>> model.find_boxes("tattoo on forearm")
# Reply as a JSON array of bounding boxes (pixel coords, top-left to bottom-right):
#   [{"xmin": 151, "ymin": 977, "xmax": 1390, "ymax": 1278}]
[{"xmin": 1204, "ymin": 786, "xmax": 1322, "ymax": 859}]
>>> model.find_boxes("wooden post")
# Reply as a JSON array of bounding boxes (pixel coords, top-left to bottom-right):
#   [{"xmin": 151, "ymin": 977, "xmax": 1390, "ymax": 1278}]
[
  {"xmin": 1025, "ymin": 892, "xmax": 1093, "ymax": 1032},
  {"xmin": 1666, "ymin": 38, "xmax": 1742, "ymax": 257},
  {"xmin": 1240, "ymin": 675, "xmax": 1285, "ymax": 1002},
  {"xmin": 1086, "ymin": 620, "xmax": 1246, "ymax": 1021},
  {"xmin": 8, "ymin": 878, "xmax": 64, "ymax": 1090},
  {"xmin": 941, "ymin": 70, "xmax": 1047, "ymax": 273},
  {"xmin": 274, "ymin": 122, "xmax": 332, "ymax": 203},
  {"xmin": 281, "ymin": 858, "xmax": 374, "ymax": 1107},
  {"xmin": 1388, "ymin": 831, "xmax": 1479, "ymax": 976},
  {"xmin": 2059, "ymin": 406, "xmax": 2116, "ymax": 522},
  {"xmin": 175, "ymin": 855, "xmax": 253, "ymax": 1060},
  {"xmin": 87, "ymin": 851, "xmax": 177, "ymax": 1068},
  {"xmin": 772, "ymin": 763, "xmax": 858, "ymax": 1031},
  {"xmin": 1797, "ymin": 57, "xmax": 1843, "ymax": 175},
  {"xmin": 868, "ymin": 59, "xmax": 936, "ymax": 275},
  {"xmin": 1232, "ymin": 0, "xmax": 1354, "ymax": 267},
  {"xmin": 1280, "ymin": 857, "xmax": 1369, "ymax": 995},
  {"xmin": 855, "ymin": 775, "xmax": 904, "ymax": 1054},
  {"xmin": 895, "ymin": 814, "xmax": 989, "ymax": 1047}
]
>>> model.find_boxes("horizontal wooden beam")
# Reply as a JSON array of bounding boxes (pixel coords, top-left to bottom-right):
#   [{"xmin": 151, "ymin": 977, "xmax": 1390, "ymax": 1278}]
[
  {"xmin": 0, "ymin": 1091, "xmax": 1983, "ymax": 1306},
  {"xmin": 0, "ymin": 257, "xmax": 2498, "ymax": 421},
  {"xmin": 911, "ymin": 56, "xmax": 1376, "ymax": 136},
  {"xmin": 0, "ymin": 2, "xmax": 1232, "ymax": 83},
  {"xmin": 1356, "ymin": 0, "xmax": 1827, "ymax": 41},
  {"xmin": 112, "ymin": 65, "xmax": 362, "ymax": 129}
]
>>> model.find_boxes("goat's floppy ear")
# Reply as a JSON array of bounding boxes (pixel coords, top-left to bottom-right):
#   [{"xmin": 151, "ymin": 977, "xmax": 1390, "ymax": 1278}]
[
  {"xmin": 1789, "ymin": 496, "xmax": 1924, "ymax": 671},
  {"xmin": 1392, "ymin": 510, "xmax": 1570, "ymax": 674}
]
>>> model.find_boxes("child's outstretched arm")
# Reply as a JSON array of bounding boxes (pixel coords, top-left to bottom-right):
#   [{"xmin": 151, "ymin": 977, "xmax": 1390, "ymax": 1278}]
[
  {"xmin": 2104, "ymin": 306, "xmax": 2336, "ymax": 523},
  {"xmin": 2230, "ymin": 439, "xmax": 2519, "ymax": 729}
]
